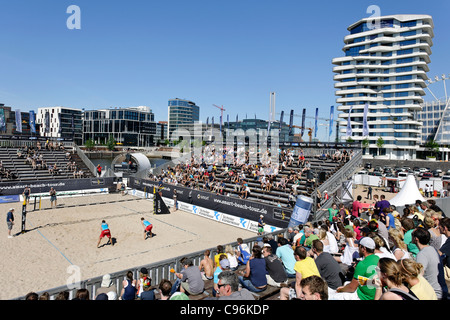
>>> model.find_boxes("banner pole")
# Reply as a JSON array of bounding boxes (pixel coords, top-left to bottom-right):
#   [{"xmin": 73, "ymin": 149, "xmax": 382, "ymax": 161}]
[{"xmin": 21, "ymin": 203, "xmax": 27, "ymax": 233}]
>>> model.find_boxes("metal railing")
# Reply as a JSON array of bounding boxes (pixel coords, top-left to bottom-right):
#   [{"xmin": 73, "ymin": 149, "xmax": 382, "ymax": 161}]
[
  {"xmin": 317, "ymin": 149, "xmax": 362, "ymax": 197},
  {"xmin": 74, "ymin": 145, "xmax": 97, "ymax": 177},
  {"xmin": 312, "ymin": 149, "xmax": 362, "ymax": 219},
  {"xmin": 12, "ymin": 229, "xmax": 288, "ymax": 300}
]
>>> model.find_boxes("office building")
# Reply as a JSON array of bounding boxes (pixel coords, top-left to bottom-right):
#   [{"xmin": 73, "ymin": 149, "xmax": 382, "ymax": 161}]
[
  {"xmin": 167, "ymin": 98, "xmax": 200, "ymax": 140},
  {"xmin": 417, "ymin": 98, "xmax": 450, "ymax": 160},
  {"xmin": 332, "ymin": 15, "xmax": 434, "ymax": 160},
  {"xmin": 83, "ymin": 106, "xmax": 156, "ymax": 147},
  {"xmin": 156, "ymin": 121, "xmax": 168, "ymax": 144}
]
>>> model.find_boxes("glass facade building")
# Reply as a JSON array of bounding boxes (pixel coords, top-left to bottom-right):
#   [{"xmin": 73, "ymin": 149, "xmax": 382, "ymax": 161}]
[
  {"xmin": 83, "ymin": 106, "xmax": 156, "ymax": 147},
  {"xmin": 418, "ymin": 98, "xmax": 450, "ymax": 145},
  {"xmin": 332, "ymin": 15, "xmax": 434, "ymax": 160},
  {"xmin": 168, "ymin": 98, "xmax": 200, "ymax": 139}
]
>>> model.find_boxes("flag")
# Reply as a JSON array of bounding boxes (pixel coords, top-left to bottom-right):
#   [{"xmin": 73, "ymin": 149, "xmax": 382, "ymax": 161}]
[
  {"xmin": 288, "ymin": 110, "xmax": 294, "ymax": 136},
  {"xmin": 227, "ymin": 114, "xmax": 229, "ymax": 136},
  {"xmin": 279, "ymin": 111, "xmax": 284, "ymax": 131},
  {"xmin": 301, "ymin": 108, "xmax": 306, "ymax": 137},
  {"xmin": 346, "ymin": 106, "xmax": 352, "ymax": 137},
  {"xmin": 219, "ymin": 115, "xmax": 222, "ymax": 134},
  {"xmin": 363, "ymin": 103, "xmax": 369, "ymax": 137},
  {"xmin": 29, "ymin": 111, "xmax": 36, "ymax": 134},
  {"xmin": 206, "ymin": 117, "xmax": 209, "ymax": 127},
  {"xmin": 236, "ymin": 114, "xmax": 238, "ymax": 123},
  {"xmin": 329, "ymin": 106, "xmax": 334, "ymax": 137},
  {"xmin": 0, "ymin": 108, "xmax": 6, "ymax": 131},
  {"xmin": 314, "ymin": 108, "xmax": 318, "ymax": 138},
  {"xmin": 15, "ymin": 109, "xmax": 22, "ymax": 133}
]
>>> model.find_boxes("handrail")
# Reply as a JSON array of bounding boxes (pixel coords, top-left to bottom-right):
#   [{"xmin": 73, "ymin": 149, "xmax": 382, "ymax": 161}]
[
  {"xmin": 12, "ymin": 229, "xmax": 288, "ymax": 300},
  {"xmin": 311, "ymin": 149, "xmax": 362, "ymax": 219},
  {"xmin": 317, "ymin": 149, "xmax": 362, "ymax": 196},
  {"xmin": 74, "ymin": 145, "xmax": 97, "ymax": 176}
]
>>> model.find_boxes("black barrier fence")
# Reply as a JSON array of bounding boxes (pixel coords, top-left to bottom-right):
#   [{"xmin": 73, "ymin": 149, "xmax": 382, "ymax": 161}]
[
  {"xmin": 0, "ymin": 177, "xmax": 117, "ymax": 196},
  {"xmin": 129, "ymin": 177, "xmax": 292, "ymax": 228}
]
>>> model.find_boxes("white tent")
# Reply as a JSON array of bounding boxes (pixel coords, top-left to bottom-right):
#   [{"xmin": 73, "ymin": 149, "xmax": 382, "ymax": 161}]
[{"xmin": 389, "ymin": 174, "xmax": 425, "ymax": 207}]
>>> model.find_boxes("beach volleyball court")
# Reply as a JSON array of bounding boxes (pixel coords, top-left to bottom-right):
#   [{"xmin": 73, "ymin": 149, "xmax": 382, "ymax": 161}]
[{"xmin": 0, "ymin": 192, "xmax": 255, "ymax": 299}]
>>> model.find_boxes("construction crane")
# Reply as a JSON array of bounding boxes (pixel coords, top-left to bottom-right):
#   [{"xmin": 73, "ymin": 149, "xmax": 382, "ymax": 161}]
[
  {"xmin": 291, "ymin": 125, "xmax": 314, "ymax": 143},
  {"xmin": 213, "ymin": 104, "xmax": 226, "ymax": 129}
]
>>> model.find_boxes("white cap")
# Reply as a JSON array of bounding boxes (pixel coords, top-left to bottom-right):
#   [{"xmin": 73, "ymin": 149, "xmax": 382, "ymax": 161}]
[{"xmin": 357, "ymin": 237, "xmax": 376, "ymax": 250}]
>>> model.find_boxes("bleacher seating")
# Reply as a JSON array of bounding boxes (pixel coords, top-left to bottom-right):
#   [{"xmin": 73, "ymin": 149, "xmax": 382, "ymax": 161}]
[
  {"xmin": 0, "ymin": 146, "xmax": 94, "ymax": 182},
  {"xmin": 180, "ymin": 156, "xmax": 345, "ymax": 208}
]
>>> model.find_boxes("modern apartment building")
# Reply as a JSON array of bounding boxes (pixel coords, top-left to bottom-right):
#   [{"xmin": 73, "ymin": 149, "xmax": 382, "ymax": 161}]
[
  {"xmin": 167, "ymin": 98, "xmax": 200, "ymax": 140},
  {"xmin": 37, "ymin": 106, "xmax": 83, "ymax": 144},
  {"xmin": 83, "ymin": 106, "xmax": 156, "ymax": 147},
  {"xmin": 332, "ymin": 14, "xmax": 434, "ymax": 160}
]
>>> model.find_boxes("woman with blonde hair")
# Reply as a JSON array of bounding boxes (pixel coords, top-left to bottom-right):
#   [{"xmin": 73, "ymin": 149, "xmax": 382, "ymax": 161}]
[
  {"xmin": 423, "ymin": 215, "xmax": 442, "ymax": 251},
  {"xmin": 388, "ymin": 228, "xmax": 411, "ymax": 261},
  {"xmin": 374, "ymin": 258, "xmax": 418, "ymax": 300},
  {"xmin": 334, "ymin": 227, "xmax": 358, "ymax": 266},
  {"xmin": 371, "ymin": 234, "xmax": 396, "ymax": 260},
  {"xmin": 318, "ymin": 228, "xmax": 330, "ymax": 253},
  {"xmin": 225, "ymin": 244, "xmax": 239, "ymax": 271},
  {"xmin": 398, "ymin": 259, "xmax": 437, "ymax": 300}
]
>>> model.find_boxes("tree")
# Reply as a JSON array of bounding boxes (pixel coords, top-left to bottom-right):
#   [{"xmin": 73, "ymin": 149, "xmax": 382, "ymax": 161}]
[
  {"xmin": 362, "ymin": 138, "xmax": 369, "ymax": 154},
  {"xmin": 376, "ymin": 137, "xmax": 385, "ymax": 156},
  {"xmin": 106, "ymin": 135, "xmax": 116, "ymax": 151},
  {"xmin": 85, "ymin": 139, "xmax": 95, "ymax": 150},
  {"xmin": 424, "ymin": 139, "xmax": 439, "ymax": 158}
]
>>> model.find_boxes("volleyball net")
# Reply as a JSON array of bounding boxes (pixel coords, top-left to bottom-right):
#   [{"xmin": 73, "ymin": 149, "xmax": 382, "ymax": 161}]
[
  {"xmin": 22, "ymin": 185, "xmax": 170, "ymax": 215},
  {"xmin": 24, "ymin": 188, "xmax": 141, "ymax": 211}
]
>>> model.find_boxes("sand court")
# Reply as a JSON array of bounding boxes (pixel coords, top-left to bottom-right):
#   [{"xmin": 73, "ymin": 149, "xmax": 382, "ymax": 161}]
[{"xmin": 0, "ymin": 193, "xmax": 255, "ymax": 300}]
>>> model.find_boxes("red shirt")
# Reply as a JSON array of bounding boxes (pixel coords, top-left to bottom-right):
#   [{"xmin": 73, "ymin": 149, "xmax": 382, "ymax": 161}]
[{"xmin": 352, "ymin": 200, "xmax": 362, "ymax": 217}]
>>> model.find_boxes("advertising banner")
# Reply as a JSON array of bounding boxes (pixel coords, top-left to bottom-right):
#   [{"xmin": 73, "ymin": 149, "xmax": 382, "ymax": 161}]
[{"xmin": 129, "ymin": 177, "xmax": 291, "ymax": 228}]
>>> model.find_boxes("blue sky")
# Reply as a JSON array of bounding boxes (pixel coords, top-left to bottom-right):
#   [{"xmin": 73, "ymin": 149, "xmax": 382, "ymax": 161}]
[{"xmin": 0, "ymin": 0, "xmax": 449, "ymax": 140}]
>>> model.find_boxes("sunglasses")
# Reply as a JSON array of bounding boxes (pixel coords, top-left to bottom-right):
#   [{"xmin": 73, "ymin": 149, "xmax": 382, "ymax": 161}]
[{"xmin": 217, "ymin": 283, "xmax": 229, "ymax": 289}]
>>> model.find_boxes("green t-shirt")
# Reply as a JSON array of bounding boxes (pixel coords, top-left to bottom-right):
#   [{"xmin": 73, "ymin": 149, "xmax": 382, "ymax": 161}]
[
  {"xmin": 354, "ymin": 254, "xmax": 380, "ymax": 300},
  {"xmin": 404, "ymin": 229, "xmax": 419, "ymax": 258},
  {"xmin": 304, "ymin": 234, "xmax": 319, "ymax": 248},
  {"xmin": 328, "ymin": 208, "xmax": 339, "ymax": 222}
]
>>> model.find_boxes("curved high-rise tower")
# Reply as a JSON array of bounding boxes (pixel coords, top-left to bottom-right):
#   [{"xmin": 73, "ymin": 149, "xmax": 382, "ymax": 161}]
[{"xmin": 332, "ymin": 15, "xmax": 434, "ymax": 160}]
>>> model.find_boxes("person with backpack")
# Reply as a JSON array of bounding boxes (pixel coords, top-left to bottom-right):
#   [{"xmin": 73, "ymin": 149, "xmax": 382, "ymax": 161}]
[{"xmin": 236, "ymin": 238, "xmax": 251, "ymax": 266}]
